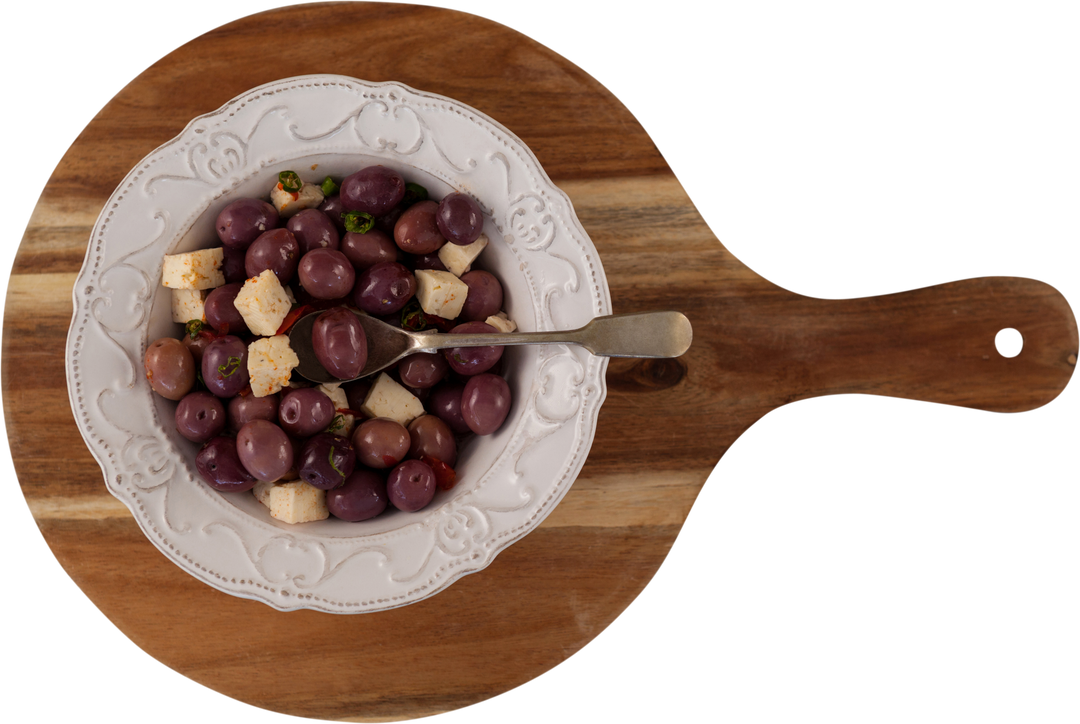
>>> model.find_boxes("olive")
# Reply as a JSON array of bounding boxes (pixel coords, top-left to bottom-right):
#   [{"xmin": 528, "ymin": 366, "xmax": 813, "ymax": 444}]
[{"xmin": 145, "ymin": 337, "xmax": 195, "ymax": 400}]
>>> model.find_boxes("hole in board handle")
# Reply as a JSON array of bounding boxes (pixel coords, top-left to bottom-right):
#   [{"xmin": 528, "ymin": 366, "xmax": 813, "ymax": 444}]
[{"xmin": 993, "ymin": 332, "xmax": 1019, "ymax": 356}]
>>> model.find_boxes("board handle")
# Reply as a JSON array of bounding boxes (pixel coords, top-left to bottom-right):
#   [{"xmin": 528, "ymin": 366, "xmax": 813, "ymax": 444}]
[{"xmin": 748, "ymin": 277, "xmax": 1078, "ymax": 412}]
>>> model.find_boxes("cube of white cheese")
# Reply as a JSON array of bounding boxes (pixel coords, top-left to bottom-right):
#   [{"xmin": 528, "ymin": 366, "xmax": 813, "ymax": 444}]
[
  {"xmin": 233, "ymin": 269, "xmax": 293, "ymax": 336},
  {"xmin": 270, "ymin": 180, "xmax": 325, "ymax": 218},
  {"xmin": 248, "ymin": 336, "xmax": 300, "ymax": 397},
  {"xmin": 254, "ymin": 467, "xmax": 303, "ymax": 507},
  {"xmin": 414, "ymin": 269, "xmax": 469, "ymax": 320},
  {"xmin": 171, "ymin": 289, "xmax": 208, "ymax": 323},
  {"xmin": 484, "ymin": 312, "xmax": 517, "ymax": 333},
  {"xmin": 161, "ymin": 248, "xmax": 225, "ymax": 290},
  {"xmin": 268, "ymin": 481, "xmax": 329, "ymax": 524},
  {"xmin": 437, "ymin": 233, "xmax": 488, "ymax": 277},
  {"xmin": 360, "ymin": 373, "xmax": 425, "ymax": 427},
  {"xmin": 318, "ymin": 382, "xmax": 355, "ymax": 436},
  {"xmin": 253, "ymin": 479, "xmax": 276, "ymax": 507}
]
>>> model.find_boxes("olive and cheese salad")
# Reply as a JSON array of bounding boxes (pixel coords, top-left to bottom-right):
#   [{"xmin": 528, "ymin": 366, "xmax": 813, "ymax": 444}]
[{"xmin": 144, "ymin": 166, "xmax": 515, "ymax": 524}]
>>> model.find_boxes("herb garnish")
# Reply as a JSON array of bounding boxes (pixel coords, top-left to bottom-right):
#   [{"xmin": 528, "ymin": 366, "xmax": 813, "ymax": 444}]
[
  {"xmin": 343, "ymin": 211, "xmax": 374, "ymax": 234},
  {"xmin": 328, "ymin": 445, "xmax": 344, "ymax": 477},
  {"xmin": 217, "ymin": 355, "xmax": 242, "ymax": 377},
  {"xmin": 402, "ymin": 182, "xmax": 428, "ymax": 205},
  {"xmin": 185, "ymin": 319, "xmax": 204, "ymax": 340},
  {"xmin": 278, "ymin": 170, "xmax": 302, "ymax": 193}
]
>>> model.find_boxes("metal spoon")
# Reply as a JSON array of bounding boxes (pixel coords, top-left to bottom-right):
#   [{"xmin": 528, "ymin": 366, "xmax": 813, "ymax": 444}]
[{"xmin": 289, "ymin": 310, "xmax": 693, "ymax": 384}]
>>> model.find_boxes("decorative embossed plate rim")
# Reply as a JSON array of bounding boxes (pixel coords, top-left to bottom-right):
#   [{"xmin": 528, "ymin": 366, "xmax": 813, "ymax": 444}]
[{"xmin": 65, "ymin": 75, "xmax": 611, "ymax": 612}]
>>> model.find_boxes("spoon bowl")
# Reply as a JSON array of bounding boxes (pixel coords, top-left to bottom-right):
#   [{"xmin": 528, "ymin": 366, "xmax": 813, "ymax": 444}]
[{"xmin": 289, "ymin": 309, "xmax": 693, "ymax": 383}]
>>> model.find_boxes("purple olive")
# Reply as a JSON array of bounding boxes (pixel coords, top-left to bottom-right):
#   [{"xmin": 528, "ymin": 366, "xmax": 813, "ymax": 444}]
[
  {"xmin": 204, "ymin": 282, "xmax": 249, "ymax": 336},
  {"xmin": 201, "ymin": 335, "xmax": 249, "ymax": 398},
  {"xmin": 216, "ymin": 198, "xmax": 279, "ymax": 250},
  {"xmin": 175, "ymin": 391, "xmax": 226, "ymax": 443},
  {"xmin": 397, "ymin": 352, "xmax": 449, "ymax": 389},
  {"xmin": 318, "ymin": 194, "xmax": 347, "ymax": 233},
  {"xmin": 442, "ymin": 321, "xmax": 503, "ymax": 376},
  {"xmin": 435, "ymin": 192, "xmax": 483, "ymax": 245},
  {"xmin": 458, "ymin": 270, "xmax": 504, "ymax": 323},
  {"xmin": 298, "ymin": 248, "xmax": 355, "ymax": 300},
  {"xmin": 407, "ymin": 415, "xmax": 457, "ymax": 466},
  {"xmin": 340, "ymin": 166, "xmax": 406, "ymax": 217},
  {"xmin": 353, "ymin": 262, "xmax": 416, "ymax": 315},
  {"xmin": 340, "ymin": 228, "xmax": 399, "ymax": 270},
  {"xmin": 298, "ymin": 432, "xmax": 356, "ymax": 490},
  {"xmin": 386, "ymin": 459, "xmax": 437, "ymax": 512},
  {"xmin": 311, "ymin": 307, "xmax": 368, "ymax": 380},
  {"xmin": 227, "ymin": 393, "xmax": 279, "ymax": 433},
  {"xmin": 235, "ymin": 420, "xmax": 294, "ymax": 482},
  {"xmin": 393, "ymin": 200, "xmax": 446, "ymax": 254},
  {"xmin": 352, "ymin": 417, "xmax": 411, "ymax": 469},
  {"xmin": 278, "ymin": 388, "xmax": 336, "ymax": 438},
  {"xmin": 196, "ymin": 436, "xmax": 258, "ymax": 492},
  {"xmin": 245, "ymin": 227, "xmax": 300, "ymax": 284},
  {"xmin": 460, "ymin": 373, "xmax": 512, "ymax": 435},
  {"xmin": 427, "ymin": 381, "xmax": 470, "ymax": 435},
  {"xmin": 145, "ymin": 337, "xmax": 195, "ymax": 401},
  {"xmin": 327, "ymin": 469, "xmax": 388, "ymax": 521},
  {"xmin": 287, "ymin": 208, "xmax": 340, "ymax": 254}
]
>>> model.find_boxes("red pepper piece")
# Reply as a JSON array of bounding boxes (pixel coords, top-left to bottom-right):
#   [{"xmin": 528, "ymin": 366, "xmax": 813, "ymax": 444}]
[
  {"xmin": 421, "ymin": 456, "xmax": 457, "ymax": 491},
  {"xmin": 276, "ymin": 304, "xmax": 313, "ymax": 335},
  {"xmin": 195, "ymin": 325, "xmax": 229, "ymax": 342},
  {"xmin": 401, "ymin": 305, "xmax": 426, "ymax": 331},
  {"xmin": 423, "ymin": 313, "xmax": 454, "ymax": 333},
  {"xmin": 276, "ymin": 181, "xmax": 300, "ymax": 200}
]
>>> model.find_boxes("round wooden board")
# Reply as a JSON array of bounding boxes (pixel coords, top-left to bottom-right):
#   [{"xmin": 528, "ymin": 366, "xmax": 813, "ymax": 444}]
[{"xmin": 6, "ymin": 2, "xmax": 1071, "ymax": 721}]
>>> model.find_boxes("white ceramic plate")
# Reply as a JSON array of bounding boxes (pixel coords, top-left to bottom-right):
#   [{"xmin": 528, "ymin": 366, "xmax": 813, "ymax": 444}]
[{"xmin": 66, "ymin": 74, "xmax": 611, "ymax": 613}]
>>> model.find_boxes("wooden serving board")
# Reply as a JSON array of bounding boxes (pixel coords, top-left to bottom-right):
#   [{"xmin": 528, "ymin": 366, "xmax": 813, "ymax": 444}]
[{"xmin": 5, "ymin": 3, "xmax": 1077, "ymax": 721}]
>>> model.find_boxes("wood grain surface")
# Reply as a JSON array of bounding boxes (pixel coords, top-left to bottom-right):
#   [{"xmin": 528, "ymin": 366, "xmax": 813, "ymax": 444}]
[{"xmin": 6, "ymin": 2, "xmax": 1071, "ymax": 721}]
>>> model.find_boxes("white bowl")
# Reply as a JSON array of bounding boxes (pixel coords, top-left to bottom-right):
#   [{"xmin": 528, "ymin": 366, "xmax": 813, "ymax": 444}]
[{"xmin": 66, "ymin": 75, "xmax": 611, "ymax": 612}]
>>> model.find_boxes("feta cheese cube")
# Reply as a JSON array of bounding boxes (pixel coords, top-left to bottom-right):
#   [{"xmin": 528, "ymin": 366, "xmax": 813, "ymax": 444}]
[
  {"xmin": 359, "ymin": 373, "xmax": 425, "ymax": 427},
  {"xmin": 254, "ymin": 469, "xmax": 301, "ymax": 508},
  {"xmin": 268, "ymin": 481, "xmax": 329, "ymax": 524},
  {"xmin": 161, "ymin": 248, "xmax": 225, "ymax": 290},
  {"xmin": 233, "ymin": 269, "xmax": 293, "ymax": 336},
  {"xmin": 171, "ymin": 289, "xmax": 208, "ymax": 324},
  {"xmin": 485, "ymin": 312, "xmax": 517, "ymax": 333},
  {"xmin": 437, "ymin": 233, "xmax": 488, "ymax": 277},
  {"xmin": 318, "ymin": 382, "xmax": 355, "ymax": 436},
  {"xmin": 415, "ymin": 269, "xmax": 469, "ymax": 320},
  {"xmin": 247, "ymin": 336, "xmax": 300, "ymax": 397},
  {"xmin": 253, "ymin": 479, "xmax": 276, "ymax": 507},
  {"xmin": 270, "ymin": 180, "xmax": 325, "ymax": 218}
]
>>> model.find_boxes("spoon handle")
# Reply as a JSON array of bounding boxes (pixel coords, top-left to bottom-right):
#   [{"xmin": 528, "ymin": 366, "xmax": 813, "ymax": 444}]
[{"xmin": 417, "ymin": 311, "xmax": 693, "ymax": 358}]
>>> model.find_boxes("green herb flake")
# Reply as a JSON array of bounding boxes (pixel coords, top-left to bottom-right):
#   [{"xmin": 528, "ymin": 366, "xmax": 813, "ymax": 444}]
[
  {"xmin": 400, "ymin": 299, "xmax": 427, "ymax": 331},
  {"xmin": 343, "ymin": 211, "xmax": 375, "ymax": 234},
  {"xmin": 328, "ymin": 445, "xmax": 345, "ymax": 477},
  {"xmin": 217, "ymin": 355, "xmax": 242, "ymax": 378},
  {"xmin": 185, "ymin": 319, "xmax": 204, "ymax": 340},
  {"xmin": 278, "ymin": 170, "xmax": 302, "ymax": 193},
  {"xmin": 328, "ymin": 414, "xmax": 345, "ymax": 432},
  {"xmin": 403, "ymin": 182, "xmax": 428, "ymax": 205}
]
